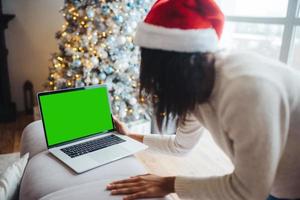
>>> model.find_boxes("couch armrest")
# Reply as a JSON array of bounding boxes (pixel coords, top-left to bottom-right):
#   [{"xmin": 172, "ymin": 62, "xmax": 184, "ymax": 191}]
[
  {"xmin": 40, "ymin": 179, "xmax": 169, "ymax": 200},
  {"xmin": 20, "ymin": 120, "xmax": 47, "ymax": 159},
  {"xmin": 20, "ymin": 151, "xmax": 154, "ymax": 200}
]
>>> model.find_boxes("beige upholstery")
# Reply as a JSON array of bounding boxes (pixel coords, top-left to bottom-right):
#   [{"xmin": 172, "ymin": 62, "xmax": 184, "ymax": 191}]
[
  {"xmin": 20, "ymin": 120, "xmax": 167, "ymax": 200},
  {"xmin": 39, "ymin": 180, "xmax": 132, "ymax": 200},
  {"xmin": 20, "ymin": 120, "xmax": 47, "ymax": 159}
]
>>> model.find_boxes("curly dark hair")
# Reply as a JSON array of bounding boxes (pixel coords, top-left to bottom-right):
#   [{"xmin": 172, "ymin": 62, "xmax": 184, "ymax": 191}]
[{"xmin": 139, "ymin": 48, "xmax": 216, "ymax": 131}]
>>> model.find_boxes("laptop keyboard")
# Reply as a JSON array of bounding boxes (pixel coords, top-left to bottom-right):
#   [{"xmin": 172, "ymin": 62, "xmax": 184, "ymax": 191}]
[{"xmin": 61, "ymin": 135, "xmax": 126, "ymax": 158}]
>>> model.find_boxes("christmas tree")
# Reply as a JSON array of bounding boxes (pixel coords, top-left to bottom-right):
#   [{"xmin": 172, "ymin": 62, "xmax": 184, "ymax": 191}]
[{"xmin": 46, "ymin": 0, "xmax": 153, "ymax": 122}]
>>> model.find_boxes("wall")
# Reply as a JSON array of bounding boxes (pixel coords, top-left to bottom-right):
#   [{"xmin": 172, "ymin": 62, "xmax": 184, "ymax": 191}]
[{"xmin": 3, "ymin": 0, "xmax": 64, "ymax": 111}]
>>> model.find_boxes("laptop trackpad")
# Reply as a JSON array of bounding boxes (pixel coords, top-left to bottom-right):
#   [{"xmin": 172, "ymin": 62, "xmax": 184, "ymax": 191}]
[
  {"xmin": 66, "ymin": 157, "xmax": 99, "ymax": 173},
  {"xmin": 89, "ymin": 145, "xmax": 131, "ymax": 164}
]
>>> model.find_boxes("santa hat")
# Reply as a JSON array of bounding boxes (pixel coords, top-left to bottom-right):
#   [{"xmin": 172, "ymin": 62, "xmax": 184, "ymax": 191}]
[{"xmin": 135, "ymin": 0, "xmax": 224, "ymax": 53}]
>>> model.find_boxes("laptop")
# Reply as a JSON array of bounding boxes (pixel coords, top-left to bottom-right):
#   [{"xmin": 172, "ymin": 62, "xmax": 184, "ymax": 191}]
[{"xmin": 37, "ymin": 84, "xmax": 148, "ymax": 173}]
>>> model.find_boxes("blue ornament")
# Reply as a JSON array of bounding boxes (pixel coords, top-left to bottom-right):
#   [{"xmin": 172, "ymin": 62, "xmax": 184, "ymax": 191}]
[
  {"xmin": 126, "ymin": 2, "xmax": 134, "ymax": 9},
  {"xmin": 72, "ymin": 60, "xmax": 81, "ymax": 68},
  {"xmin": 99, "ymin": 72, "xmax": 107, "ymax": 80},
  {"xmin": 86, "ymin": 8, "xmax": 95, "ymax": 18},
  {"xmin": 71, "ymin": 0, "xmax": 81, "ymax": 8},
  {"xmin": 113, "ymin": 15, "xmax": 124, "ymax": 25},
  {"xmin": 135, "ymin": 0, "xmax": 143, "ymax": 6},
  {"xmin": 101, "ymin": 5, "xmax": 110, "ymax": 15},
  {"xmin": 104, "ymin": 66, "xmax": 114, "ymax": 74},
  {"xmin": 106, "ymin": 36, "xmax": 116, "ymax": 47},
  {"xmin": 127, "ymin": 43, "xmax": 135, "ymax": 50}
]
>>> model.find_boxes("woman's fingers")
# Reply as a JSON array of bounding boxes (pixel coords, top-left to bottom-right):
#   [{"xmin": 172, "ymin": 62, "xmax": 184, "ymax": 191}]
[
  {"xmin": 107, "ymin": 182, "xmax": 141, "ymax": 190},
  {"xmin": 123, "ymin": 191, "xmax": 148, "ymax": 200},
  {"xmin": 112, "ymin": 115, "xmax": 118, "ymax": 121},
  {"xmin": 110, "ymin": 186, "xmax": 146, "ymax": 195},
  {"xmin": 112, "ymin": 115, "xmax": 129, "ymax": 135},
  {"xmin": 113, "ymin": 118, "xmax": 121, "ymax": 128},
  {"xmin": 113, "ymin": 116, "xmax": 122, "ymax": 125},
  {"xmin": 108, "ymin": 176, "xmax": 140, "ymax": 185},
  {"xmin": 113, "ymin": 116, "xmax": 121, "ymax": 126}
]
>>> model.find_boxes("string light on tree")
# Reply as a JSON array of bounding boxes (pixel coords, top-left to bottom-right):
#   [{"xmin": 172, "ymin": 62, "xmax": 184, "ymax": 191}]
[{"xmin": 45, "ymin": 0, "xmax": 153, "ymax": 122}]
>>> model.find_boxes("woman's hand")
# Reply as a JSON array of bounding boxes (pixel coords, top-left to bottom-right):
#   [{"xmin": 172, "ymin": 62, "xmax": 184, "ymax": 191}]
[
  {"xmin": 113, "ymin": 116, "xmax": 131, "ymax": 136},
  {"xmin": 113, "ymin": 116, "xmax": 144, "ymax": 143},
  {"xmin": 107, "ymin": 174, "xmax": 175, "ymax": 200}
]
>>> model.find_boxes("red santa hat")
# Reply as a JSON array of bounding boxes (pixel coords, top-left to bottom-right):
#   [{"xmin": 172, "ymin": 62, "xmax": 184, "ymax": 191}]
[{"xmin": 135, "ymin": 0, "xmax": 224, "ymax": 52}]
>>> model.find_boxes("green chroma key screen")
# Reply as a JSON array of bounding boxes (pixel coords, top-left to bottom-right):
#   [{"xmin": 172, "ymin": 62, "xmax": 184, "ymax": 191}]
[{"xmin": 39, "ymin": 86, "xmax": 114, "ymax": 147}]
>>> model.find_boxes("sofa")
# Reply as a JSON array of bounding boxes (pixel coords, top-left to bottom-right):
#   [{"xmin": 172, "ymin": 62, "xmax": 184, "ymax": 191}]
[{"xmin": 19, "ymin": 120, "xmax": 169, "ymax": 200}]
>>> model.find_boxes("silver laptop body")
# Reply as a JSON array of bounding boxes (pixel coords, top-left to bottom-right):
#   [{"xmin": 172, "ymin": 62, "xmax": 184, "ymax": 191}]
[{"xmin": 37, "ymin": 85, "xmax": 148, "ymax": 174}]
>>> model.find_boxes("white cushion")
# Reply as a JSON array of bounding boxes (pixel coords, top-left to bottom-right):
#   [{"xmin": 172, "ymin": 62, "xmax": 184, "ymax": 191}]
[
  {"xmin": 40, "ymin": 180, "xmax": 168, "ymax": 200},
  {"xmin": 0, "ymin": 153, "xmax": 29, "ymax": 200},
  {"xmin": 0, "ymin": 153, "xmax": 20, "ymax": 174}
]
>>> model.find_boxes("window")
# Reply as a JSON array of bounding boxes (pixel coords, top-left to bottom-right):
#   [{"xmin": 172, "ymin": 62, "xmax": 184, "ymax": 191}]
[
  {"xmin": 220, "ymin": 0, "xmax": 288, "ymax": 17},
  {"xmin": 220, "ymin": 22, "xmax": 283, "ymax": 59},
  {"xmin": 291, "ymin": 27, "xmax": 300, "ymax": 68},
  {"xmin": 218, "ymin": 0, "xmax": 300, "ymax": 69},
  {"xmin": 291, "ymin": 8, "xmax": 300, "ymax": 68}
]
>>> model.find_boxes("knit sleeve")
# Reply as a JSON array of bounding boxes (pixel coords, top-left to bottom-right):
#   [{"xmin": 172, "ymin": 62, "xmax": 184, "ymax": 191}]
[
  {"xmin": 175, "ymin": 77, "xmax": 289, "ymax": 200},
  {"xmin": 143, "ymin": 113, "xmax": 204, "ymax": 156}
]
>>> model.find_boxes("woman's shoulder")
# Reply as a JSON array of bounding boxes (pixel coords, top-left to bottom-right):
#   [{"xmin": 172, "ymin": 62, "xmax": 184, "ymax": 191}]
[
  {"xmin": 215, "ymin": 49, "xmax": 276, "ymax": 63},
  {"xmin": 213, "ymin": 50, "xmax": 292, "ymax": 89},
  {"xmin": 215, "ymin": 50, "xmax": 287, "ymax": 78},
  {"xmin": 210, "ymin": 50, "xmax": 290, "ymax": 106}
]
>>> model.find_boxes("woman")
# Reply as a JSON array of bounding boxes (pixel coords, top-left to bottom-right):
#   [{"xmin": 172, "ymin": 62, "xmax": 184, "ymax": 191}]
[{"xmin": 107, "ymin": 0, "xmax": 300, "ymax": 200}]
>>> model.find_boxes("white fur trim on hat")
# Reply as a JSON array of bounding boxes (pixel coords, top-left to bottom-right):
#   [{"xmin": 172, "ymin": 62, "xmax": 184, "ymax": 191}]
[{"xmin": 134, "ymin": 22, "xmax": 219, "ymax": 53}]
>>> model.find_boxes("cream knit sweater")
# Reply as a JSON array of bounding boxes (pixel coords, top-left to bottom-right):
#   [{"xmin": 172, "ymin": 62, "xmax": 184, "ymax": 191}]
[{"xmin": 143, "ymin": 51, "xmax": 300, "ymax": 200}]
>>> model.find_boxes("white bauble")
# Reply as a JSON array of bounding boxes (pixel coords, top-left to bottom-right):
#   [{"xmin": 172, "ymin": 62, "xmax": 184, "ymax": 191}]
[
  {"xmin": 90, "ymin": 57, "xmax": 99, "ymax": 67},
  {"xmin": 72, "ymin": 59, "xmax": 82, "ymax": 68},
  {"xmin": 84, "ymin": 76, "xmax": 91, "ymax": 85},
  {"xmin": 124, "ymin": 26, "xmax": 133, "ymax": 34},
  {"xmin": 75, "ymin": 80, "xmax": 85, "ymax": 87},
  {"xmin": 98, "ymin": 49, "xmax": 108, "ymax": 59},
  {"xmin": 86, "ymin": 7, "xmax": 95, "ymax": 18},
  {"xmin": 91, "ymin": 35, "xmax": 98, "ymax": 44},
  {"xmin": 99, "ymin": 73, "xmax": 106, "ymax": 80},
  {"xmin": 65, "ymin": 47, "xmax": 73, "ymax": 56},
  {"xmin": 119, "ymin": 109, "xmax": 127, "ymax": 119},
  {"xmin": 105, "ymin": 18, "xmax": 114, "ymax": 27},
  {"xmin": 115, "ymin": 60, "xmax": 129, "ymax": 70},
  {"xmin": 114, "ymin": 105, "xmax": 120, "ymax": 111},
  {"xmin": 91, "ymin": 77, "xmax": 99, "ymax": 85},
  {"xmin": 129, "ymin": 97, "xmax": 137, "ymax": 105},
  {"xmin": 117, "ymin": 36, "xmax": 126, "ymax": 46},
  {"xmin": 130, "ymin": 21, "xmax": 137, "ymax": 29},
  {"xmin": 104, "ymin": 66, "xmax": 114, "ymax": 74},
  {"xmin": 106, "ymin": 36, "xmax": 116, "ymax": 48},
  {"xmin": 66, "ymin": 70, "xmax": 73, "ymax": 77},
  {"xmin": 133, "ymin": 113, "xmax": 140, "ymax": 120},
  {"xmin": 81, "ymin": 35, "xmax": 89, "ymax": 47}
]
